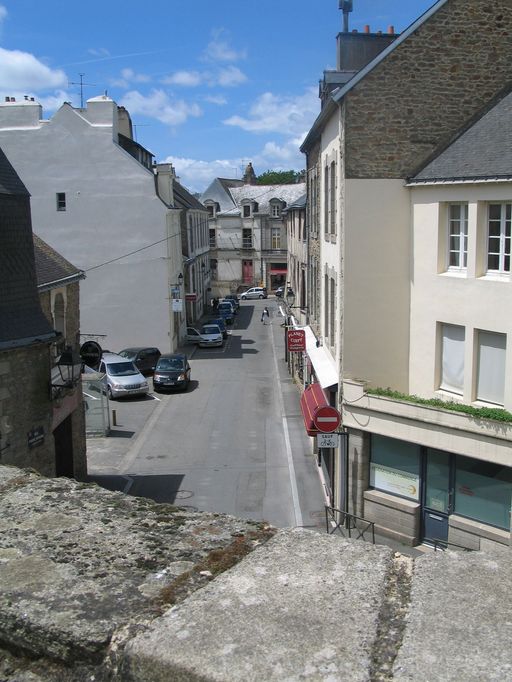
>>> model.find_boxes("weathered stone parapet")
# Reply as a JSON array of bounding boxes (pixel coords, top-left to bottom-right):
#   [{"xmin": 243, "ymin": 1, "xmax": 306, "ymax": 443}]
[{"xmin": 0, "ymin": 465, "xmax": 511, "ymax": 681}]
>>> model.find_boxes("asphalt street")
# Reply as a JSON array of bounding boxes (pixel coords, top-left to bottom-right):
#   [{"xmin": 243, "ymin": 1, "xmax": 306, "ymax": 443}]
[{"xmin": 86, "ymin": 298, "xmax": 328, "ymax": 530}]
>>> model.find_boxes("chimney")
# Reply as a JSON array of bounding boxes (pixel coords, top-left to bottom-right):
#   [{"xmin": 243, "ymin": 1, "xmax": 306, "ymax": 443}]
[
  {"xmin": 242, "ymin": 162, "xmax": 257, "ymax": 185},
  {"xmin": 388, "ymin": 26, "xmax": 395, "ymax": 35},
  {"xmin": 364, "ymin": 25, "xmax": 370, "ymax": 34}
]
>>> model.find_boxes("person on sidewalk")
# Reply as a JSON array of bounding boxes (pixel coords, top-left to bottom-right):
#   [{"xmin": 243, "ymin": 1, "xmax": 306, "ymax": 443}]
[{"xmin": 261, "ymin": 307, "xmax": 270, "ymax": 324}]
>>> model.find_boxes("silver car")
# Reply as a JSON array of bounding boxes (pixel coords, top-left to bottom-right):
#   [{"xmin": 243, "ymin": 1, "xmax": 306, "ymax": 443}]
[
  {"xmin": 98, "ymin": 353, "xmax": 149, "ymax": 400},
  {"xmin": 186, "ymin": 325, "xmax": 224, "ymax": 348},
  {"xmin": 240, "ymin": 287, "xmax": 268, "ymax": 300}
]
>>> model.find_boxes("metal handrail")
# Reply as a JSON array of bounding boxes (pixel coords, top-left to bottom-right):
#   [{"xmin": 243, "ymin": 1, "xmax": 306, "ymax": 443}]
[
  {"xmin": 325, "ymin": 506, "xmax": 375, "ymax": 544},
  {"xmin": 432, "ymin": 539, "xmax": 474, "ymax": 552}
]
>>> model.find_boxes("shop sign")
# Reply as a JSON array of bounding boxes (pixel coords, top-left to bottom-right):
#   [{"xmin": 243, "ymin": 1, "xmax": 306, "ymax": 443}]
[
  {"xmin": 185, "ymin": 293, "xmax": 197, "ymax": 302},
  {"xmin": 28, "ymin": 426, "xmax": 45, "ymax": 449},
  {"xmin": 287, "ymin": 329, "xmax": 306, "ymax": 352},
  {"xmin": 172, "ymin": 299, "xmax": 183, "ymax": 312},
  {"xmin": 370, "ymin": 462, "xmax": 420, "ymax": 501}
]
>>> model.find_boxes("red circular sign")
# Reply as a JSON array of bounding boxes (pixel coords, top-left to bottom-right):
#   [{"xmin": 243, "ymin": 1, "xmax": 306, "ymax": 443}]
[{"xmin": 313, "ymin": 405, "xmax": 341, "ymax": 433}]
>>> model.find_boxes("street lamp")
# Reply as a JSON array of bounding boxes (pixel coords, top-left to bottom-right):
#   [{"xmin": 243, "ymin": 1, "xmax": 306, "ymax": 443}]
[{"xmin": 51, "ymin": 346, "xmax": 82, "ymax": 399}]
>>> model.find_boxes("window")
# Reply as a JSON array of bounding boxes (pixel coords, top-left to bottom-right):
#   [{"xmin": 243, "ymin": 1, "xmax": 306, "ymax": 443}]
[
  {"xmin": 487, "ymin": 203, "xmax": 511, "ymax": 273},
  {"xmin": 324, "ymin": 166, "xmax": 329, "ymax": 235},
  {"xmin": 330, "ymin": 161, "xmax": 336, "ymax": 235},
  {"xmin": 476, "ymin": 330, "xmax": 506, "ymax": 405},
  {"xmin": 243, "ymin": 205, "xmax": 251, "ymax": 218},
  {"xmin": 242, "ymin": 228, "xmax": 253, "ymax": 249},
  {"xmin": 271, "ymin": 227, "xmax": 280, "ymax": 249},
  {"xmin": 370, "ymin": 435, "xmax": 421, "ymax": 501},
  {"xmin": 209, "ymin": 228, "xmax": 216, "ymax": 248},
  {"xmin": 271, "ymin": 202, "xmax": 281, "ymax": 218},
  {"xmin": 207, "ymin": 205, "xmax": 214, "ymax": 217},
  {"xmin": 440, "ymin": 324, "xmax": 465, "ymax": 395},
  {"xmin": 56, "ymin": 192, "xmax": 66, "ymax": 211},
  {"xmin": 448, "ymin": 203, "xmax": 468, "ymax": 269},
  {"xmin": 455, "ymin": 456, "xmax": 512, "ymax": 529}
]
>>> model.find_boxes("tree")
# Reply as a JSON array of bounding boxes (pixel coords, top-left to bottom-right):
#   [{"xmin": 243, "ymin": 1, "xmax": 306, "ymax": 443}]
[{"xmin": 256, "ymin": 170, "xmax": 303, "ymax": 185}]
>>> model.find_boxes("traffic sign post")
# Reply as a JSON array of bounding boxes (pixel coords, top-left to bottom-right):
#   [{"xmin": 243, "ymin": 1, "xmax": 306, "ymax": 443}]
[{"xmin": 313, "ymin": 405, "xmax": 341, "ymax": 433}]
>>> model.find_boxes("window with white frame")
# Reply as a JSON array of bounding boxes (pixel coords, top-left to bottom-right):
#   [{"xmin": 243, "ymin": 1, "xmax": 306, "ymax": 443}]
[
  {"xmin": 271, "ymin": 227, "xmax": 281, "ymax": 249},
  {"xmin": 476, "ymin": 330, "xmax": 506, "ymax": 405},
  {"xmin": 243, "ymin": 204, "xmax": 251, "ymax": 218},
  {"xmin": 487, "ymin": 203, "xmax": 511, "ymax": 274},
  {"xmin": 270, "ymin": 202, "xmax": 281, "ymax": 218},
  {"xmin": 448, "ymin": 203, "xmax": 468, "ymax": 269},
  {"xmin": 440, "ymin": 323, "xmax": 465, "ymax": 395}
]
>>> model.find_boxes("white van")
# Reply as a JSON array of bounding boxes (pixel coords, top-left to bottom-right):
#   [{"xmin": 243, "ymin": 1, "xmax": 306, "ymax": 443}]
[{"xmin": 98, "ymin": 353, "xmax": 149, "ymax": 400}]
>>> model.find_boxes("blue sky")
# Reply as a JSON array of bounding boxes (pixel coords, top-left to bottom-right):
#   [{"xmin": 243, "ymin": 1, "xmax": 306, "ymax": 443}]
[{"xmin": 0, "ymin": 0, "xmax": 437, "ymax": 192}]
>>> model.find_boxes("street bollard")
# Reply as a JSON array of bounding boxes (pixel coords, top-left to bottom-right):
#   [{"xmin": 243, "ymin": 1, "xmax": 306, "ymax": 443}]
[{"xmin": 112, "ymin": 409, "xmax": 117, "ymax": 426}]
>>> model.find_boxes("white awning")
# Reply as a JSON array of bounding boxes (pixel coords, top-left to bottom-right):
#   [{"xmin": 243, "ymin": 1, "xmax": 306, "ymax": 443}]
[{"xmin": 304, "ymin": 326, "xmax": 339, "ymax": 389}]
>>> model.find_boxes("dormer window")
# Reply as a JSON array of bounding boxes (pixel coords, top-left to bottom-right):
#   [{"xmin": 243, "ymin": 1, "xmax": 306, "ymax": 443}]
[
  {"xmin": 242, "ymin": 201, "xmax": 258, "ymax": 218},
  {"xmin": 243, "ymin": 205, "xmax": 251, "ymax": 218},
  {"xmin": 270, "ymin": 200, "xmax": 285, "ymax": 218},
  {"xmin": 205, "ymin": 201, "xmax": 220, "ymax": 218}
]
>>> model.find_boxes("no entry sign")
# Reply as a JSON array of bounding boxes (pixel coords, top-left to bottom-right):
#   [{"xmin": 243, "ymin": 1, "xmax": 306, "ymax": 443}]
[
  {"xmin": 287, "ymin": 328, "xmax": 306, "ymax": 352},
  {"xmin": 313, "ymin": 405, "xmax": 341, "ymax": 433}
]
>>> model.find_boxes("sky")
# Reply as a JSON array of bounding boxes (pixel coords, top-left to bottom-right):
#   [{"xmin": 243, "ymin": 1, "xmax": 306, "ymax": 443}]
[{"xmin": 0, "ymin": 0, "xmax": 437, "ymax": 193}]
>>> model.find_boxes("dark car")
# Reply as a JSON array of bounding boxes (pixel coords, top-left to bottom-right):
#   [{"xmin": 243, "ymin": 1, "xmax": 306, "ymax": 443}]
[
  {"xmin": 223, "ymin": 294, "xmax": 240, "ymax": 310},
  {"xmin": 118, "ymin": 347, "xmax": 161, "ymax": 374},
  {"xmin": 207, "ymin": 317, "xmax": 228, "ymax": 339},
  {"xmin": 217, "ymin": 301, "xmax": 235, "ymax": 324},
  {"xmin": 152, "ymin": 353, "xmax": 191, "ymax": 392}
]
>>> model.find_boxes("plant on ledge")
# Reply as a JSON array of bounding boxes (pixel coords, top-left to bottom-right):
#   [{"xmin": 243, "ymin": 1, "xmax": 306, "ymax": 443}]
[{"xmin": 366, "ymin": 387, "xmax": 512, "ymax": 424}]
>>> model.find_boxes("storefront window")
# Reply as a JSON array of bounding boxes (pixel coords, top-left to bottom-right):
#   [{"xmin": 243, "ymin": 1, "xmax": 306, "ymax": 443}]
[
  {"xmin": 455, "ymin": 456, "xmax": 512, "ymax": 529},
  {"xmin": 370, "ymin": 435, "xmax": 421, "ymax": 501}
]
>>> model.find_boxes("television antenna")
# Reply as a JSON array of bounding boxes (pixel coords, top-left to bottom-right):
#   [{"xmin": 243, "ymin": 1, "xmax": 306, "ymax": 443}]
[{"xmin": 68, "ymin": 73, "xmax": 97, "ymax": 108}]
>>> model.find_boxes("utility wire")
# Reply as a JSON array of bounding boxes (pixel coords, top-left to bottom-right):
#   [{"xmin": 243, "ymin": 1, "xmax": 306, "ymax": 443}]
[{"xmin": 85, "ymin": 233, "xmax": 180, "ymax": 272}]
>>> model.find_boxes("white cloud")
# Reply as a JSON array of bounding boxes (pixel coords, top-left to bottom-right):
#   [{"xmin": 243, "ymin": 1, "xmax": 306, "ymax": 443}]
[
  {"xmin": 120, "ymin": 89, "xmax": 202, "ymax": 127},
  {"xmin": 37, "ymin": 90, "xmax": 74, "ymax": 111},
  {"xmin": 224, "ymin": 87, "xmax": 318, "ymax": 136},
  {"xmin": 0, "ymin": 47, "xmax": 67, "ymax": 91},
  {"xmin": 162, "ymin": 70, "xmax": 203, "ymax": 87},
  {"xmin": 217, "ymin": 66, "xmax": 247, "ymax": 88},
  {"xmin": 203, "ymin": 29, "xmax": 246, "ymax": 63},
  {"xmin": 204, "ymin": 94, "xmax": 227, "ymax": 106},
  {"xmin": 88, "ymin": 47, "xmax": 110, "ymax": 58},
  {"xmin": 164, "ymin": 156, "xmax": 244, "ymax": 193},
  {"xmin": 111, "ymin": 67, "xmax": 151, "ymax": 88},
  {"xmin": 161, "ymin": 66, "xmax": 247, "ymax": 89}
]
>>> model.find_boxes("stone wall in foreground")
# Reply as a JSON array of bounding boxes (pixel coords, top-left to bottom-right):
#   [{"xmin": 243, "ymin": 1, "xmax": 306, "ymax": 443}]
[{"xmin": 0, "ymin": 464, "xmax": 510, "ymax": 681}]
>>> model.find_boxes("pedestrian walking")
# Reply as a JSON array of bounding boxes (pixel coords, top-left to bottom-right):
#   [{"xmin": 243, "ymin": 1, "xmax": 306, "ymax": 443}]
[{"xmin": 261, "ymin": 307, "xmax": 270, "ymax": 324}]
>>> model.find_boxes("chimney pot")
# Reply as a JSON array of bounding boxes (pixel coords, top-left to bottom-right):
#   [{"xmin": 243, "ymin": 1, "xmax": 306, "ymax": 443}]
[
  {"xmin": 364, "ymin": 24, "xmax": 370, "ymax": 33},
  {"xmin": 351, "ymin": 29, "xmax": 358, "ymax": 33},
  {"xmin": 388, "ymin": 25, "xmax": 395, "ymax": 35},
  {"xmin": 4, "ymin": 97, "xmax": 9, "ymax": 102}
]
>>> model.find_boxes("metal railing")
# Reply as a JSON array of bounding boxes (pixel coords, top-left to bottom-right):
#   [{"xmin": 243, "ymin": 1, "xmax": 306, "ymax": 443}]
[
  {"xmin": 432, "ymin": 539, "xmax": 474, "ymax": 552},
  {"xmin": 325, "ymin": 506, "xmax": 375, "ymax": 544}
]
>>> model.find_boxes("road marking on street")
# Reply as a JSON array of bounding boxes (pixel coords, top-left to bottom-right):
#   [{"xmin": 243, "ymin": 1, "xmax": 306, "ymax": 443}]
[{"xmin": 270, "ymin": 324, "xmax": 303, "ymax": 528}]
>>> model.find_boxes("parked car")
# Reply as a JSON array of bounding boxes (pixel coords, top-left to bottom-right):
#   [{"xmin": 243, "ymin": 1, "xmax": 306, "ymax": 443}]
[
  {"xmin": 186, "ymin": 325, "xmax": 224, "ymax": 348},
  {"xmin": 275, "ymin": 286, "xmax": 294, "ymax": 299},
  {"xmin": 118, "ymin": 347, "xmax": 161, "ymax": 374},
  {"xmin": 98, "ymin": 353, "xmax": 149, "ymax": 400},
  {"xmin": 240, "ymin": 287, "xmax": 267, "ymax": 300},
  {"xmin": 217, "ymin": 301, "xmax": 235, "ymax": 324},
  {"xmin": 153, "ymin": 353, "xmax": 191, "ymax": 392},
  {"xmin": 218, "ymin": 298, "xmax": 237, "ymax": 314},
  {"xmin": 207, "ymin": 317, "xmax": 228, "ymax": 339},
  {"xmin": 223, "ymin": 294, "xmax": 240, "ymax": 310}
]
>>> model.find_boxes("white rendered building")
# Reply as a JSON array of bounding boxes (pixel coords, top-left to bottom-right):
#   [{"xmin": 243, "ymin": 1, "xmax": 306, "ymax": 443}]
[{"xmin": 0, "ymin": 95, "xmax": 185, "ymax": 353}]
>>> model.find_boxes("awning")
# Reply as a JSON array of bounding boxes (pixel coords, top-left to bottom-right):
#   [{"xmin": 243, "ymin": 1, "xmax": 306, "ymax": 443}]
[
  {"xmin": 270, "ymin": 268, "xmax": 288, "ymax": 274},
  {"xmin": 300, "ymin": 383, "xmax": 329, "ymax": 436},
  {"xmin": 304, "ymin": 326, "xmax": 339, "ymax": 389}
]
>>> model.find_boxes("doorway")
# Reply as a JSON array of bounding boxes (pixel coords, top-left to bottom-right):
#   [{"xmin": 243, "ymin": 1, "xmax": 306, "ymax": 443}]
[
  {"xmin": 54, "ymin": 415, "xmax": 74, "ymax": 478},
  {"xmin": 422, "ymin": 449, "xmax": 452, "ymax": 545}
]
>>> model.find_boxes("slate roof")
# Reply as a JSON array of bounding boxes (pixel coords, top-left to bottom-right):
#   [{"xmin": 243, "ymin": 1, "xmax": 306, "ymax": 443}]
[
  {"xmin": 410, "ymin": 89, "xmax": 512, "ymax": 183},
  {"xmin": 0, "ymin": 147, "xmax": 56, "ymax": 348},
  {"xmin": 173, "ymin": 179, "xmax": 207, "ymax": 211},
  {"xmin": 286, "ymin": 193, "xmax": 307, "ymax": 210},
  {"xmin": 200, "ymin": 177, "xmax": 242, "ymax": 213},
  {"xmin": 33, "ymin": 234, "xmax": 85, "ymax": 291},
  {"xmin": 223, "ymin": 182, "xmax": 307, "ymax": 216}
]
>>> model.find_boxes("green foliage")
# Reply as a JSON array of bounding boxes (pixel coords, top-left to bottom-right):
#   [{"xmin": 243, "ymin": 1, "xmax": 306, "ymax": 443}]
[
  {"xmin": 256, "ymin": 169, "xmax": 303, "ymax": 185},
  {"xmin": 367, "ymin": 387, "xmax": 512, "ymax": 423}
]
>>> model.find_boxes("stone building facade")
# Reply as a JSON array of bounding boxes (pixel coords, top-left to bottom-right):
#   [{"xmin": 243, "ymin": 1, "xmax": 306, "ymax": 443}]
[{"xmin": 300, "ymin": 0, "xmax": 512, "ymax": 550}]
